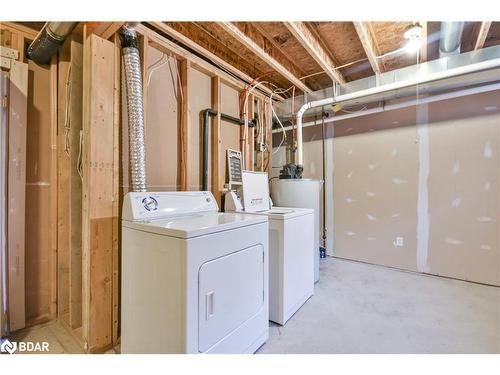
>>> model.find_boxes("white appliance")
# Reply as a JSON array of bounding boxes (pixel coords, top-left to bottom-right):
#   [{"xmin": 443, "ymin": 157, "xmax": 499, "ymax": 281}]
[
  {"xmin": 121, "ymin": 191, "xmax": 269, "ymax": 354},
  {"xmin": 225, "ymin": 171, "xmax": 314, "ymax": 325},
  {"xmin": 271, "ymin": 179, "xmax": 323, "ymax": 283}
]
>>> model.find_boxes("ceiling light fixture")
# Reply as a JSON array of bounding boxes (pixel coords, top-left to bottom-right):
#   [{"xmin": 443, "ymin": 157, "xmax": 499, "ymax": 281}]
[{"xmin": 404, "ymin": 24, "xmax": 423, "ymax": 54}]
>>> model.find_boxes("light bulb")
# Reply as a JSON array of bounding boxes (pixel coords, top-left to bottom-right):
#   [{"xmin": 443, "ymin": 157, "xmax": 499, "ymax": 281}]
[{"xmin": 405, "ymin": 38, "xmax": 421, "ymax": 54}]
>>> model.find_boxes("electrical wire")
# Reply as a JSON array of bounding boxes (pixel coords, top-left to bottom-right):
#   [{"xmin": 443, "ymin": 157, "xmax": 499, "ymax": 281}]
[
  {"xmin": 77, "ymin": 129, "xmax": 83, "ymax": 181},
  {"xmin": 63, "ymin": 64, "xmax": 72, "ymax": 155},
  {"xmin": 241, "ymin": 81, "xmax": 271, "ymax": 166},
  {"xmin": 270, "ymin": 86, "xmax": 294, "ymax": 155},
  {"xmin": 146, "ymin": 52, "xmax": 168, "ymax": 88}
]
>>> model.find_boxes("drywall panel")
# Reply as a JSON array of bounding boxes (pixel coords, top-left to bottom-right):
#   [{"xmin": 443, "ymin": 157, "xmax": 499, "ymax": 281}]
[
  {"xmin": 25, "ymin": 59, "xmax": 53, "ymax": 323},
  {"xmin": 122, "ymin": 45, "xmax": 179, "ymax": 193},
  {"xmin": 8, "ymin": 60, "xmax": 28, "ymax": 332},
  {"xmin": 292, "ymin": 89, "xmax": 500, "ymax": 286},
  {"xmin": 188, "ymin": 68, "xmax": 211, "ymax": 190},
  {"xmin": 426, "ymin": 94, "xmax": 500, "ymax": 285},
  {"xmin": 219, "ymin": 83, "xmax": 241, "ymax": 190},
  {"xmin": 333, "ymin": 124, "xmax": 420, "ymax": 271}
]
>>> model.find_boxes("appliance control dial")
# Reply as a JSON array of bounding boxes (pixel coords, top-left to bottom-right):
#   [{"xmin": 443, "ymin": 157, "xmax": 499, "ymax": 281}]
[{"xmin": 142, "ymin": 196, "xmax": 158, "ymax": 211}]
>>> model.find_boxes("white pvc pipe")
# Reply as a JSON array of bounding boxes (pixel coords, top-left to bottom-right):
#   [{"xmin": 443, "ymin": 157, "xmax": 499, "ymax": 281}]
[
  {"xmin": 295, "ymin": 57, "xmax": 500, "ymax": 167},
  {"xmin": 274, "ymin": 82, "xmax": 500, "ymax": 133}
]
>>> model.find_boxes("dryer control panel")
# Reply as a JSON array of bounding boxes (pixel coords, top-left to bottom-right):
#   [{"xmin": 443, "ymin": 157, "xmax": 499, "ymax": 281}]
[{"xmin": 122, "ymin": 191, "xmax": 219, "ymax": 221}]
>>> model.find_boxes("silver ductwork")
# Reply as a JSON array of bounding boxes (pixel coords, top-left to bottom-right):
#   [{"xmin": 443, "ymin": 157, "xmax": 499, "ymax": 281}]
[
  {"xmin": 439, "ymin": 21, "xmax": 465, "ymax": 57},
  {"xmin": 27, "ymin": 22, "xmax": 79, "ymax": 64},
  {"xmin": 120, "ymin": 24, "xmax": 147, "ymax": 192}
]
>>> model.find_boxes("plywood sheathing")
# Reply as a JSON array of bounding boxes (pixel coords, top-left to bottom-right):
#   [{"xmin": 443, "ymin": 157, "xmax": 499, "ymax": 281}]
[
  {"xmin": 250, "ymin": 22, "xmax": 332, "ymax": 90},
  {"xmin": 460, "ymin": 22, "xmax": 484, "ymax": 53},
  {"xmin": 483, "ymin": 22, "xmax": 500, "ymax": 49},
  {"xmin": 369, "ymin": 22, "xmax": 418, "ymax": 72},
  {"xmin": 311, "ymin": 22, "xmax": 374, "ymax": 81},
  {"xmin": 163, "ymin": 22, "xmax": 289, "ymax": 92}
]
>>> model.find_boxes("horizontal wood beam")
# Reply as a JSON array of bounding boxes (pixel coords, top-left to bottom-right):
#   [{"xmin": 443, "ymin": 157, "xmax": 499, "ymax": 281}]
[
  {"xmin": 217, "ymin": 22, "xmax": 313, "ymax": 93},
  {"xmin": 135, "ymin": 24, "xmax": 282, "ymax": 101},
  {"xmin": 284, "ymin": 22, "xmax": 345, "ymax": 84},
  {"xmin": 419, "ymin": 21, "xmax": 428, "ymax": 63},
  {"xmin": 85, "ymin": 22, "xmax": 124, "ymax": 40},
  {"xmin": 352, "ymin": 22, "xmax": 382, "ymax": 75},
  {"xmin": 474, "ymin": 21, "xmax": 492, "ymax": 50},
  {"xmin": 147, "ymin": 22, "xmax": 280, "ymax": 98}
]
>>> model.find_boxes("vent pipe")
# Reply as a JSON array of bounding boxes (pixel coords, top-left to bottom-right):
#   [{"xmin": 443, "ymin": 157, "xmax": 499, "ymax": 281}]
[
  {"xmin": 439, "ymin": 22, "xmax": 465, "ymax": 58},
  {"xmin": 27, "ymin": 22, "xmax": 78, "ymax": 65},
  {"xmin": 120, "ymin": 24, "xmax": 147, "ymax": 192}
]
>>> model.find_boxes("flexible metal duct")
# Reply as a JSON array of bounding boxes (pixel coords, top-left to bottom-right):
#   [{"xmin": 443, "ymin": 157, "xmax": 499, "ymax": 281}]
[
  {"xmin": 27, "ymin": 22, "xmax": 78, "ymax": 64},
  {"xmin": 439, "ymin": 22, "xmax": 464, "ymax": 57},
  {"xmin": 120, "ymin": 25, "xmax": 147, "ymax": 192}
]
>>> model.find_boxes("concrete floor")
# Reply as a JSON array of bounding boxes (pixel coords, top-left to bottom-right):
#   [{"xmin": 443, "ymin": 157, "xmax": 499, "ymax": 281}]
[
  {"xmin": 7, "ymin": 257, "xmax": 500, "ymax": 354},
  {"xmin": 258, "ymin": 257, "xmax": 500, "ymax": 353}
]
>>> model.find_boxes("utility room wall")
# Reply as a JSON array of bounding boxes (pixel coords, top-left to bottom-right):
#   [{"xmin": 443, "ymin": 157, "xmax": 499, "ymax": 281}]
[
  {"xmin": 275, "ymin": 89, "xmax": 500, "ymax": 286},
  {"xmin": 120, "ymin": 45, "xmax": 242, "ymax": 200}
]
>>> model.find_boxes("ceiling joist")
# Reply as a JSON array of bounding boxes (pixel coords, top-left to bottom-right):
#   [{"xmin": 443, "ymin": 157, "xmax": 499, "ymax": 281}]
[
  {"xmin": 146, "ymin": 22, "xmax": 281, "ymax": 99},
  {"xmin": 352, "ymin": 21, "xmax": 382, "ymax": 75},
  {"xmin": 217, "ymin": 22, "xmax": 313, "ymax": 93},
  {"xmin": 419, "ymin": 21, "xmax": 428, "ymax": 63},
  {"xmin": 474, "ymin": 21, "xmax": 492, "ymax": 50},
  {"xmin": 284, "ymin": 22, "xmax": 345, "ymax": 85}
]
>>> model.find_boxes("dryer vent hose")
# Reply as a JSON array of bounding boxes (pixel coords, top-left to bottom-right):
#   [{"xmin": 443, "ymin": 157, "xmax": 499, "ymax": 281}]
[{"xmin": 120, "ymin": 24, "xmax": 147, "ymax": 192}]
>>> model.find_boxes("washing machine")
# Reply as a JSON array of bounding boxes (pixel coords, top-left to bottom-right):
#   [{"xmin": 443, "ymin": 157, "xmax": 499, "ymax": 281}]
[
  {"xmin": 121, "ymin": 191, "xmax": 269, "ymax": 354},
  {"xmin": 225, "ymin": 171, "xmax": 314, "ymax": 325}
]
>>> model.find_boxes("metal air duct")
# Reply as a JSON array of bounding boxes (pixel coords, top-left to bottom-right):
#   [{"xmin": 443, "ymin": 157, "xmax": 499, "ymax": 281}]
[
  {"xmin": 27, "ymin": 22, "xmax": 78, "ymax": 65},
  {"xmin": 120, "ymin": 24, "xmax": 147, "ymax": 192},
  {"xmin": 439, "ymin": 21, "xmax": 465, "ymax": 58}
]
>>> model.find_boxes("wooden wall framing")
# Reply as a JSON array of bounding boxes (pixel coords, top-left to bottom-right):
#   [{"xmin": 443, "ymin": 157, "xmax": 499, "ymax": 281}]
[
  {"xmin": 1, "ymin": 22, "xmax": 274, "ymax": 352},
  {"xmin": 81, "ymin": 32, "xmax": 118, "ymax": 353},
  {"xmin": 0, "ymin": 22, "xmax": 58, "ymax": 329}
]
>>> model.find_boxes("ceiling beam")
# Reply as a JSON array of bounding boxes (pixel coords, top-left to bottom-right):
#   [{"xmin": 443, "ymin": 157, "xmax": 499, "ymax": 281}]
[
  {"xmin": 419, "ymin": 21, "xmax": 428, "ymax": 63},
  {"xmin": 85, "ymin": 22, "xmax": 124, "ymax": 40},
  {"xmin": 146, "ymin": 22, "xmax": 280, "ymax": 98},
  {"xmin": 284, "ymin": 22, "xmax": 345, "ymax": 84},
  {"xmin": 217, "ymin": 22, "xmax": 313, "ymax": 93},
  {"xmin": 474, "ymin": 21, "xmax": 492, "ymax": 50},
  {"xmin": 352, "ymin": 22, "xmax": 382, "ymax": 75}
]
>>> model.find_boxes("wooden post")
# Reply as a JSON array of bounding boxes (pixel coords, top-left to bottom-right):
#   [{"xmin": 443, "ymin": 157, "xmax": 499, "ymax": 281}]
[
  {"xmin": 264, "ymin": 100, "xmax": 273, "ymax": 174},
  {"xmin": 246, "ymin": 94, "xmax": 254, "ymax": 170},
  {"xmin": 57, "ymin": 40, "xmax": 71, "ymax": 322},
  {"xmin": 49, "ymin": 54, "xmax": 58, "ymax": 320},
  {"xmin": 179, "ymin": 59, "xmax": 190, "ymax": 191},
  {"xmin": 111, "ymin": 32, "xmax": 121, "ymax": 346},
  {"xmin": 211, "ymin": 76, "xmax": 221, "ymax": 207},
  {"xmin": 82, "ymin": 33, "xmax": 116, "ymax": 353},
  {"xmin": 69, "ymin": 37, "xmax": 83, "ymax": 330}
]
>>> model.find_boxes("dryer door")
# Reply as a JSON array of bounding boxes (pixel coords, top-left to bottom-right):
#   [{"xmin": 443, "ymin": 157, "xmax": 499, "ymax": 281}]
[{"xmin": 198, "ymin": 244, "xmax": 264, "ymax": 352}]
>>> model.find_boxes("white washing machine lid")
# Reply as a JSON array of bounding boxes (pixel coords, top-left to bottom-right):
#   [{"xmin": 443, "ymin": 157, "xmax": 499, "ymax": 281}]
[
  {"xmin": 122, "ymin": 212, "xmax": 267, "ymax": 239},
  {"xmin": 235, "ymin": 206, "xmax": 313, "ymax": 220}
]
